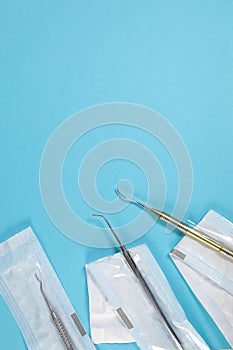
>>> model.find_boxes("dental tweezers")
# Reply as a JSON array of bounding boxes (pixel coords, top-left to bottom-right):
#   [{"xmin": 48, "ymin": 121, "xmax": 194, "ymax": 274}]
[
  {"xmin": 35, "ymin": 273, "xmax": 74, "ymax": 350},
  {"xmin": 116, "ymin": 188, "xmax": 233, "ymax": 261},
  {"xmin": 93, "ymin": 214, "xmax": 184, "ymax": 350}
]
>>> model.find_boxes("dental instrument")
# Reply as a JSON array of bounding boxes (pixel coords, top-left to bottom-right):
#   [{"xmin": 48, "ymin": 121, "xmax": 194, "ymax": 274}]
[
  {"xmin": 92, "ymin": 214, "xmax": 184, "ymax": 350},
  {"xmin": 116, "ymin": 188, "xmax": 233, "ymax": 261},
  {"xmin": 35, "ymin": 273, "xmax": 74, "ymax": 350}
]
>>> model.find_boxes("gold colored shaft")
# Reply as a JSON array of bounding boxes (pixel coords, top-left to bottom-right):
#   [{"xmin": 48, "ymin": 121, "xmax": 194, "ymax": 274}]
[
  {"xmin": 116, "ymin": 187, "xmax": 233, "ymax": 260},
  {"xmin": 152, "ymin": 209, "xmax": 233, "ymax": 260}
]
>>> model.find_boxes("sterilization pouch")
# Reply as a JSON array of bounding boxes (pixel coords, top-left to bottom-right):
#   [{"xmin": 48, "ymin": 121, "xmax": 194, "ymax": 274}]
[
  {"xmin": 171, "ymin": 210, "xmax": 233, "ymax": 348},
  {"xmin": 0, "ymin": 226, "xmax": 95, "ymax": 350},
  {"xmin": 86, "ymin": 244, "xmax": 209, "ymax": 350}
]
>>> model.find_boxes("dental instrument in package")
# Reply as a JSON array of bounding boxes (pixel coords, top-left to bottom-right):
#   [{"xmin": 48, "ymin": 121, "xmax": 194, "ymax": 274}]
[
  {"xmin": 0, "ymin": 227, "xmax": 95, "ymax": 350},
  {"xmin": 116, "ymin": 188, "xmax": 233, "ymax": 261},
  {"xmin": 86, "ymin": 215, "xmax": 209, "ymax": 350},
  {"xmin": 116, "ymin": 189, "xmax": 233, "ymax": 347},
  {"xmin": 171, "ymin": 210, "xmax": 233, "ymax": 348}
]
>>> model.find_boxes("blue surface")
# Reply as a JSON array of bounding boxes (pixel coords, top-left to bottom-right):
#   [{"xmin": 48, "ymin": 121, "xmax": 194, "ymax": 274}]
[{"xmin": 0, "ymin": 1, "xmax": 233, "ymax": 349}]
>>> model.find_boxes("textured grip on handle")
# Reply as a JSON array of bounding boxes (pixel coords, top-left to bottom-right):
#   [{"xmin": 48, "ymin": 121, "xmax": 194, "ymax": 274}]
[{"xmin": 52, "ymin": 311, "xmax": 74, "ymax": 350}]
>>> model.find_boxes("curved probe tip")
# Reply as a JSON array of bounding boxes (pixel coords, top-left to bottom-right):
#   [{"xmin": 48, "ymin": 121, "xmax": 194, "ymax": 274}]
[
  {"xmin": 115, "ymin": 186, "xmax": 148, "ymax": 209},
  {"xmin": 115, "ymin": 186, "xmax": 130, "ymax": 201},
  {"xmin": 115, "ymin": 187, "xmax": 162, "ymax": 217},
  {"xmin": 35, "ymin": 272, "xmax": 44, "ymax": 295},
  {"xmin": 35, "ymin": 272, "xmax": 42, "ymax": 285},
  {"xmin": 92, "ymin": 213, "xmax": 123, "ymax": 247}
]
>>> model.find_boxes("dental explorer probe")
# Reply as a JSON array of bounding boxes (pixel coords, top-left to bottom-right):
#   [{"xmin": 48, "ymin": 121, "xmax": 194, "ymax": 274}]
[
  {"xmin": 92, "ymin": 214, "xmax": 184, "ymax": 350},
  {"xmin": 35, "ymin": 273, "xmax": 74, "ymax": 350},
  {"xmin": 116, "ymin": 188, "xmax": 233, "ymax": 261}
]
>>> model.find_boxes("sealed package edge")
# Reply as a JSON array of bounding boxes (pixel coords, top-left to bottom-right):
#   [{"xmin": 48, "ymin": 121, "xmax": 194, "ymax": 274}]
[
  {"xmin": 0, "ymin": 227, "xmax": 95, "ymax": 350},
  {"xmin": 171, "ymin": 210, "xmax": 233, "ymax": 348},
  {"xmin": 86, "ymin": 244, "xmax": 209, "ymax": 350}
]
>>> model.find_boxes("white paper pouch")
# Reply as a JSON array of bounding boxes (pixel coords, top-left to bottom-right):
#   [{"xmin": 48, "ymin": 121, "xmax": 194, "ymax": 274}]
[
  {"xmin": 0, "ymin": 227, "xmax": 95, "ymax": 350},
  {"xmin": 86, "ymin": 244, "xmax": 209, "ymax": 350},
  {"xmin": 170, "ymin": 210, "xmax": 233, "ymax": 348}
]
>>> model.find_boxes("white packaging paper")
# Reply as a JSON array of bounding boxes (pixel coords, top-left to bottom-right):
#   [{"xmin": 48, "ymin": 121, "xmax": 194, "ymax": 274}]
[
  {"xmin": 170, "ymin": 210, "xmax": 233, "ymax": 348},
  {"xmin": 86, "ymin": 244, "xmax": 209, "ymax": 350},
  {"xmin": 0, "ymin": 227, "xmax": 95, "ymax": 350}
]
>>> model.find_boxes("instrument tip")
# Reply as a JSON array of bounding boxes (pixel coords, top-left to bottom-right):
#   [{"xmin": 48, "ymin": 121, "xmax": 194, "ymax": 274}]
[
  {"xmin": 115, "ymin": 186, "xmax": 162, "ymax": 217},
  {"xmin": 35, "ymin": 272, "xmax": 43, "ymax": 291},
  {"xmin": 115, "ymin": 186, "xmax": 133, "ymax": 202},
  {"xmin": 35, "ymin": 272, "xmax": 40, "ymax": 282},
  {"xmin": 92, "ymin": 213, "xmax": 123, "ymax": 247},
  {"xmin": 115, "ymin": 186, "xmax": 148, "ymax": 210}
]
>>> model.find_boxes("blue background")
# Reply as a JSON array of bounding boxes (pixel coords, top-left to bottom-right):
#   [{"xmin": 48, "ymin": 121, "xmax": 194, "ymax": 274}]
[{"xmin": 0, "ymin": 1, "xmax": 233, "ymax": 349}]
